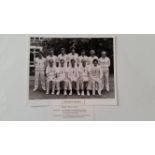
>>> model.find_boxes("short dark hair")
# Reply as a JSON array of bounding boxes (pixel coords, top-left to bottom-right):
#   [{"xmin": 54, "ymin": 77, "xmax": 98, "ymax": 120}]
[
  {"xmin": 71, "ymin": 59, "xmax": 75, "ymax": 63},
  {"xmin": 93, "ymin": 59, "xmax": 98, "ymax": 63},
  {"xmin": 60, "ymin": 59, "xmax": 65, "ymax": 63}
]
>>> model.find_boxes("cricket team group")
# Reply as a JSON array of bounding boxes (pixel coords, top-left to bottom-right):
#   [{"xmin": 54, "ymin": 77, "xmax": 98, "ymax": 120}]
[{"xmin": 32, "ymin": 47, "xmax": 111, "ymax": 96}]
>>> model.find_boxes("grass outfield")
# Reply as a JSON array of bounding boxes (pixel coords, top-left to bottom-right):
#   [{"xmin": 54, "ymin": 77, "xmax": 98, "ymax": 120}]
[{"xmin": 29, "ymin": 75, "xmax": 115, "ymax": 100}]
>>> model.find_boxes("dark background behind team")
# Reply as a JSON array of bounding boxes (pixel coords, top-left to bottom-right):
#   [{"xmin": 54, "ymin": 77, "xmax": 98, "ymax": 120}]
[{"xmin": 30, "ymin": 37, "xmax": 114, "ymax": 74}]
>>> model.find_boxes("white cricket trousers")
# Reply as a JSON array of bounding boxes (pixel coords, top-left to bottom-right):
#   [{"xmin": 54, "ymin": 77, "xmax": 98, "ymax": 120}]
[
  {"xmin": 56, "ymin": 78, "xmax": 68, "ymax": 91},
  {"xmin": 90, "ymin": 78, "xmax": 102, "ymax": 92},
  {"xmin": 68, "ymin": 79, "xmax": 80, "ymax": 91},
  {"xmin": 79, "ymin": 77, "xmax": 89, "ymax": 90},
  {"xmin": 46, "ymin": 78, "xmax": 56, "ymax": 93},
  {"xmin": 34, "ymin": 69, "xmax": 46, "ymax": 90},
  {"xmin": 102, "ymin": 69, "xmax": 110, "ymax": 91}
]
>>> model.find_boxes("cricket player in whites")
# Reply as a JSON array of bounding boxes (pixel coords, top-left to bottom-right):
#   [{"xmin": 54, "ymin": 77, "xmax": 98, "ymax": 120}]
[
  {"xmin": 89, "ymin": 59, "xmax": 102, "ymax": 95},
  {"xmin": 79, "ymin": 60, "xmax": 90, "ymax": 96},
  {"xmin": 45, "ymin": 60, "xmax": 56, "ymax": 95},
  {"xmin": 46, "ymin": 49, "xmax": 57, "ymax": 67},
  {"xmin": 57, "ymin": 48, "xmax": 69, "ymax": 67},
  {"xmin": 55, "ymin": 59, "xmax": 68, "ymax": 95},
  {"xmin": 68, "ymin": 59, "xmax": 80, "ymax": 95},
  {"xmin": 87, "ymin": 49, "xmax": 98, "ymax": 91},
  {"xmin": 87, "ymin": 50, "xmax": 98, "ymax": 66},
  {"xmin": 78, "ymin": 49, "xmax": 88, "ymax": 67},
  {"xmin": 68, "ymin": 48, "xmax": 79, "ymax": 67},
  {"xmin": 33, "ymin": 52, "xmax": 46, "ymax": 91},
  {"xmin": 99, "ymin": 51, "xmax": 111, "ymax": 92}
]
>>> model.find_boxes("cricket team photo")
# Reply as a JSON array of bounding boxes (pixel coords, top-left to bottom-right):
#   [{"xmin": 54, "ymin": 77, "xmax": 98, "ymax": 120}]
[{"xmin": 28, "ymin": 35, "xmax": 116, "ymax": 101}]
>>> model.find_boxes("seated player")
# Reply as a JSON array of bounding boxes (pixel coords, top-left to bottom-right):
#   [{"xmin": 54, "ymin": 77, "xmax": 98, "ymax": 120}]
[
  {"xmin": 79, "ymin": 60, "xmax": 90, "ymax": 96},
  {"xmin": 55, "ymin": 59, "xmax": 68, "ymax": 95},
  {"xmin": 68, "ymin": 48, "xmax": 79, "ymax": 67},
  {"xmin": 68, "ymin": 59, "xmax": 80, "ymax": 95},
  {"xmin": 46, "ymin": 48, "xmax": 57, "ymax": 67},
  {"xmin": 99, "ymin": 51, "xmax": 111, "ymax": 92},
  {"xmin": 33, "ymin": 52, "xmax": 46, "ymax": 92},
  {"xmin": 89, "ymin": 59, "xmax": 103, "ymax": 95},
  {"xmin": 87, "ymin": 50, "xmax": 98, "ymax": 66},
  {"xmin": 78, "ymin": 49, "xmax": 88, "ymax": 67},
  {"xmin": 87, "ymin": 49, "xmax": 99, "ymax": 91},
  {"xmin": 45, "ymin": 60, "xmax": 57, "ymax": 95},
  {"xmin": 57, "ymin": 48, "xmax": 69, "ymax": 67}
]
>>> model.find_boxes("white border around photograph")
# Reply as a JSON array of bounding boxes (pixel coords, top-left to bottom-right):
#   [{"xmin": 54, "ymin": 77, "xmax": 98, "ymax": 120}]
[{"xmin": 27, "ymin": 34, "xmax": 118, "ymax": 106}]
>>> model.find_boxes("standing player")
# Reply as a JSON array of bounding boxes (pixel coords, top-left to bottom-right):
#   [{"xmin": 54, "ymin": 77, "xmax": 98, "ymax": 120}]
[
  {"xmin": 33, "ymin": 52, "xmax": 46, "ymax": 91},
  {"xmin": 68, "ymin": 59, "xmax": 80, "ymax": 95},
  {"xmin": 99, "ymin": 51, "xmax": 111, "ymax": 92},
  {"xmin": 78, "ymin": 49, "xmax": 88, "ymax": 67},
  {"xmin": 89, "ymin": 59, "xmax": 102, "ymax": 95},
  {"xmin": 46, "ymin": 49, "xmax": 57, "ymax": 67},
  {"xmin": 68, "ymin": 48, "xmax": 79, "ymax": 67},
  {"xmin": 87, "ymin": 50, "xmax": 98, "ymax": 66},
  {"xmin": 45, "ymin": 60, "xmax": 57, "ymax": 95},
  {"xmin": 79, "ymin": 60, "xmax": 90, "ymax": 96},
  {"xmin": 57, "ymin": 48, "xmax": 69, "ymax": 67},
  {"xmin": 55, "ymin": 59, "xmax": 68, "ymax": 95}
]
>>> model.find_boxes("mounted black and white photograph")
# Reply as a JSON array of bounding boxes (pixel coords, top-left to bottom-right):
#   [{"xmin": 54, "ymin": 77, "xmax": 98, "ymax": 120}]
[{"xmin": 28, "ymin": 35, "xmax": 117, "ymax": 106}]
